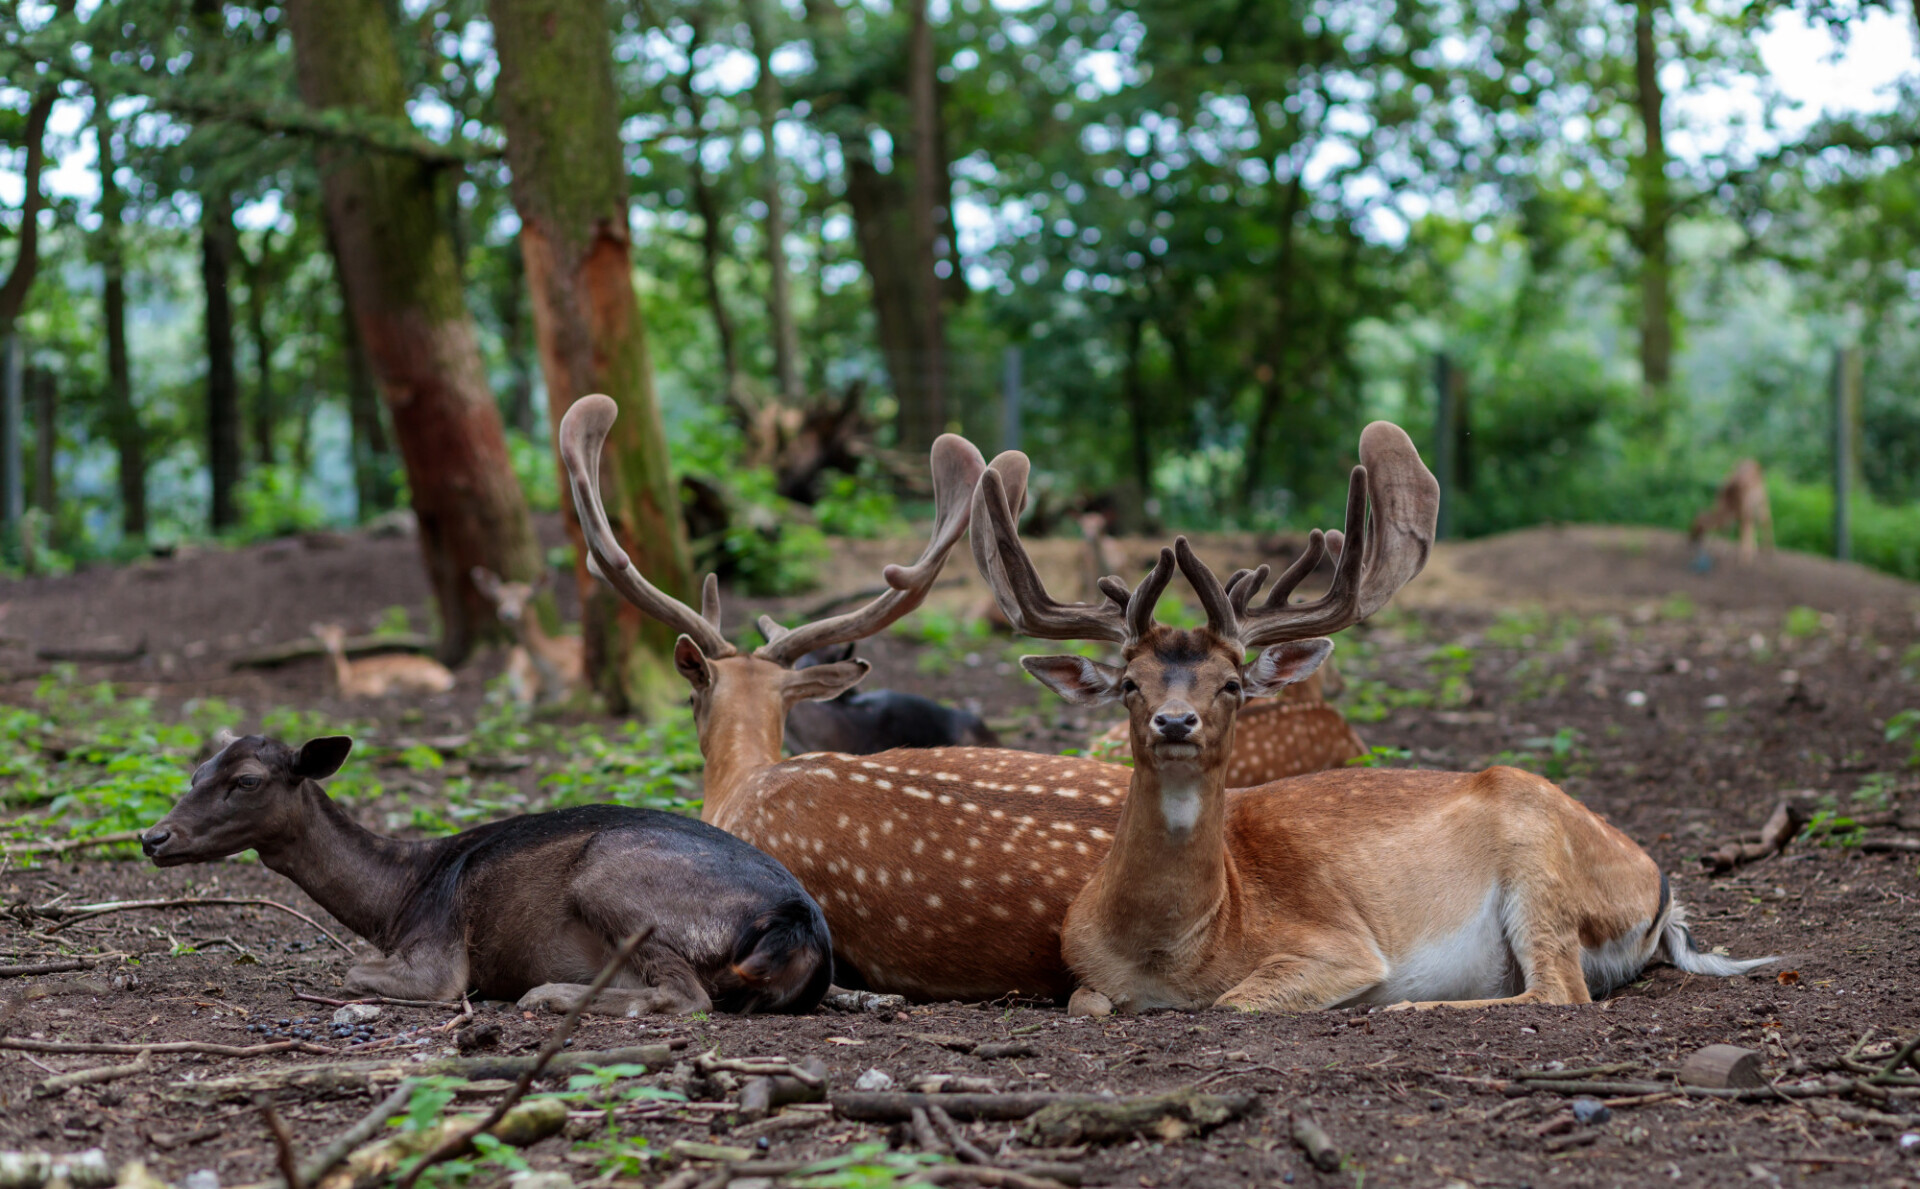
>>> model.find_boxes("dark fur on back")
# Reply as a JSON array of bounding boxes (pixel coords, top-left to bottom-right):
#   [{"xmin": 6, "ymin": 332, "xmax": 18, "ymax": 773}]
[{"xmin": 786, "ymin": 644, "xmax": 998, "ymax": 754}]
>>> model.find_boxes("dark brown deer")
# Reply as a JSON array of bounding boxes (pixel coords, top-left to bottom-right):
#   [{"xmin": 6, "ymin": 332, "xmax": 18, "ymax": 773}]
[
  {"xmin": 562, "ymin": 394, "xmax": 1133, "ymax": 1002},
  {"xmin": 140, "ymin": 734, "xmax": 832, "ymax": 1015},
  {"xmin": 975, "ymin": 422, "xmax": 1771, "ymax": 1014},
  {"xmin": 784, "ymin": 642, "xmax": 999, "ymax": 755}
]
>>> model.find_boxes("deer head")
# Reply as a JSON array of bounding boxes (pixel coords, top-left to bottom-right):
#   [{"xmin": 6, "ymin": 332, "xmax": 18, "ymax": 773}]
[
  {"xmin": 975, "ymin": 422, "xmax": 1438, "ymax": 778},
  {"xmin": 471, "ymin": 566, "xmax": 548, "ymax": 624},
  {"xmin": 558, "ymin": 394, "xmax": 984, "ymax": 812},
  {"xmin": 142, "ymin": 734, "xmax": 353, "ymax": 866}
]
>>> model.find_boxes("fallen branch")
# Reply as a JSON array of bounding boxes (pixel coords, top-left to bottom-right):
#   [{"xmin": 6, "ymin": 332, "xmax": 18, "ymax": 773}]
[
  {"xmin": 1021, "ymin": 1087, "xmax": 1258, "ymax": 1146},
  {"xmin": 390, "ymin": 927, "xmax": 652, "ymax": 1189},
  {"xmin": 26, "ymin": 897, "xmax": 352, "ymax": 953},
  {"xmin": 1702, "ymin": 799, "xmax": 1808, "ymax": 874},
  {"xmin": 169, "ymin": 1041, "xmax": 687, "ymax": 1102},
  {"xmin": 1289, "ymin": 1113, "xmax": 1341, "ymax": 1172},
  {"xmin": 35, "ymin": 636, "xmax": 146, "ymax": 663},
  {"xmin": 260, "ymin": 1097, "xmax": 306, "ymax": 1189},
  {"xmin": 282, "ymin": 1081, "xmax": 415, "ymax": 1189},
  {"xmin": 927, "ymin": 1103, "xmax": 993, "ymax": 1164},
  {"xmin": 833, "ymin": 1092, "xmax": 1084, "ymax": 1123},
  {"xmin": 1870, "ymin": 1032, "xmax": 1920, "ymax": 1085},
  {"xmin": 1, "ymin": 833, "xmax": 144, "ymax": 859},
  {"xmin": 694, "ymin": 1051, "xmax": 826, "ymax": 1088},
  {"xmin": 1861, "ymin": 838, "xmax": 1920, "ymax": 854},
  {"xmin": 0, "ymin": 960, "xmax": 91, "ymax": 979},
  {"xmin": 314, "ymin": 1099, "xmax": 567, "ymax": 1189},
  {"xmin": 3, "ymin": 1037, "xmax": 333, "ymax": 1059},
  {"xmin": 291, "ymin": 991, "xmax": 462, "ymax": 1011},
  {"xmin": 31, "ymin": 1052, "xmax": 151, "ymax": 1099}
]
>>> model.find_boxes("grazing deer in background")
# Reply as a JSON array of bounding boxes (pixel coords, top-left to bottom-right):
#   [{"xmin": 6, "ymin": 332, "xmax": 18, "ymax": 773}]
[
  {"xmin": 1690, "ymin": 459, "xmax": 1773, "ymax": 564},
  {"xmin": 562, "ymin": 394, "xmax": 1132, "ymax": 1002},
  {"xmin": 471, "ymin": 567, "xmax": 585, "ymax": 707},
  {"xmin": 140, "ymin": 734, "xmax": 831, "ymax": 1015},
  {"xmin": 975, "ymin": 422, "xmax": 1771, "ymax": 1015},
  {"xmin": 311, "ymin": 623, "xmax": 455, "ymax": 698},
  {"xmin": 784, "ymin": 642, "xmax": 1000, "ymax": 755}
]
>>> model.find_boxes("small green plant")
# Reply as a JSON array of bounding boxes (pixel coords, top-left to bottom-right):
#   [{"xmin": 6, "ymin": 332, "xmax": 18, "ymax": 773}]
[
  {"xmin": 1658, "ymin": 593, "xmax": 1696, "ymax": 622},
  {"xmin": 791, "ymin": 1143, "xmax": 948, "ymax": 1189},
  {"xmin": 1886, "ymin": 709, "xmax": 1920, "ymax": 767},
  {"xmin": 1782, "ymin": 605, "xmax": 1823, "ymax": 640},
  {"xmin": 375, "ymin": 605, "xmax": 414, "ymax": 636},
  {"xmin": 1490, "ymin": 727, "xmax": 1583, "ymax": 782},
  {"xmin": 397, "ymin": 744, "xmax": 446, "ymax": 773},
  {"xmin": 1901, "ymin": 644, "xmax": 1920, "ymax": 682},
  {"xmin": 1345, "ymin": 745, "xmax": 1413, "ymax": 768},
  {"xmin": 1853, "ymin": 771, "xmax": 1900, "ymax": 813},
  {"xmin": 1803, "ymin": 805, "xmax": 1866, "ymax": 848},
  {"xmin": 1424, "ymin": 643, "xmax": 1475, "ymax": 709}
]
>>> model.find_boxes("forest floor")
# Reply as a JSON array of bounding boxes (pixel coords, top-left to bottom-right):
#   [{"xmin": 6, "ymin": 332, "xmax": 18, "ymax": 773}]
[{"xmin": 3, "ymin": 520, "xmax": 1920, "ymax": 1189}]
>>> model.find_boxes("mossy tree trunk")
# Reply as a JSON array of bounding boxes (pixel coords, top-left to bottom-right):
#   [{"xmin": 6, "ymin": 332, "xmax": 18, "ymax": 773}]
[
  {"xmin": 202, "ymin": 189, "xmax": 242, "ymax": 532},
  {"xmin": 286, "ymin": 0, "xmax": 541, "ymax": 663},
  {"xmin": 93, "ymin": 103, "xmax": 145, "ymax": 541},
  {"xmin": 488, "ymin": 0, "xmax": 696, "ymax": 713},
  {"xmin": 1632, "ymin": 0, "xmax": 1673, "ymax": 422}
]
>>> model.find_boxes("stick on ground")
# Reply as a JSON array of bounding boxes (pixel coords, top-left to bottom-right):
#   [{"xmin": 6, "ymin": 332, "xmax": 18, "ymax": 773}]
[
  {"xmin": 32, "ymin": 1051, "xmax": 151, "ymax": 1099},
  {"xmin": 28, "ymin": 897, "xmax": 352, "ymax": 953},
  {"xmin": 260, "ymin": 1096, "xmax": 307, "ymax": 1189},
  {"xmin": 0, "ymin": 960, "xmax": 92, "ymax": 979}
]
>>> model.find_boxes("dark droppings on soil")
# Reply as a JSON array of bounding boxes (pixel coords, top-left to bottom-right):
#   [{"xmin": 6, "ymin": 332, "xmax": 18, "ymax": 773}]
[{"xmin": 4, "ymin": 524, "xmax": 1920, "ymax": 1187}]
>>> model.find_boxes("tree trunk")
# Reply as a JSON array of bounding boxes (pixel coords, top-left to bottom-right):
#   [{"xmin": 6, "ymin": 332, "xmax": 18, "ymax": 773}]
[
  {"xmin": 901, "ymin": 0, "xmax": 946, "ymax": 450},
  {"xmin": 202, "ymin": 189, "xmax": 242, "ymax": 532},
  {"xmin": 1123, "ymin": 315, "xmax": 1150, "ymax": 501},
  {"xmin": 745, "ymin": 0, "xmax": 802, "ymax": 404},
  {"xmin": 1241, "ymin": 171, "xmax": 1305, "ymax": 508},
  {"xmin": 287, "ymin": 0, "xmax": 542, "ymax": 663},
  {"xmin": 679, "ymin": 16, "xmax": 741, "ymax": 405},
  {"xmin": 94, "ymin": 105, "xmax": 145, "ymax": 540},
  {"xmin": 489, "ymin": 0, "xmax": 698, "ymax": 713},
  {"xmin": 30, "ymin": 366, "xmax": 53, "ymax": 514},
  {"xmin": 243, "ymin": 228, "xmax": 276, "ymax": 467},
  {"xmin": 1633, "ymin": 0, "xmax": 1673, "ymax": 408},
  {"xmin": 499, "ymin": 244, "xmax": 537, "ymax": 435},
  {"xmin": 0, "ymin": 91, "xmax": 56, "ymax": 342}
]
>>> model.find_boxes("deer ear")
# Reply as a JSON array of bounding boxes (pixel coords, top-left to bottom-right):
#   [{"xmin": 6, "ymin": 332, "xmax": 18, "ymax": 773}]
[
  {"xmin": 1244, "ymin": 639, "xmax": 1333, "ymax": 697},
  {"xmin": 1022, "ymin": 655, "xmax": 1126, "ymax": 706},
  {"xmin": 673, "ymin": 635, "xmax": 715, "ymax": 690},
  {"xmin": 293, "ymin": 736, "xmax": 353, "ymax": 780},
  {"xmin": 782, "ymin": 658, "xmax": 869, "ymax": 705},
  {"xmin": 471, "ymin": 567, "xmax": 500, "ymax": 600}
]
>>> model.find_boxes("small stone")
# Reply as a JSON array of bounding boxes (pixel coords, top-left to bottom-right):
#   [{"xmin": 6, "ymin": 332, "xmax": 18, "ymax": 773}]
[
  {"xmin": 1900, "ymin": 1132, "xmax": 1920, "ymax": 1150},
  {"xmin": 853, "ymin": 1068, "xmax": 894, "ymax": 1091},
  {"xmin": 1570, "ymin": 1098, "xmax": 1611, "ymax": 1126},
  {"xmin": 333, "ymin": 1004, "xmax": 382, "ymax": 1026},
  {"xmin": 185, "ymin": 1170, "xmax": 220, "ymax": 1189}
]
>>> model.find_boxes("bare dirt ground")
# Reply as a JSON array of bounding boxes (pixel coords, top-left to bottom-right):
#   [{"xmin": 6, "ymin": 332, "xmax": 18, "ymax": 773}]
[{"xmin": 3, "ymin": 522, "xmax": 1920, "ymax": 1189}]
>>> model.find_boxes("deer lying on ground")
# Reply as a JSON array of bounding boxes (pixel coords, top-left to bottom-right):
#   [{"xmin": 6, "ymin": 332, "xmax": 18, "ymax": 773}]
[
  {"xmin": 471, "ymin": 568, "xmax": 585, "ymax": 707},
  {"xmin": 1690, "ymin": 459, "xmax": 1773, "ymax": 564},
  {"xmin": 561, "ymin": 393, "xmax": 1132, "ymax": 1002},
  {"xmin": 140, "ymin": 733, "xmax": 831, "ymax": 1015},
  {"xmin": 312, "ymin": 623, "xmax": 455, "ymax": 698},
  {"xmin": 974, "ymin": 422, "xmax": 1771, "ymax": 1014},
  {"xmin": 784, "ymin": 642, "xmax": 1000, "ymax": 754}
]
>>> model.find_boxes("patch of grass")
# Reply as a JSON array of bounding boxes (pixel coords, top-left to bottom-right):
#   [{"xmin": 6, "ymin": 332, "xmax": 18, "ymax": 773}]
[
  {"xmin": 1782, "ymin": 605, "xmax": 1824, "ymax": 640},
  {"xmin": 539, "ymin": 711, "xmax": 704, "ymax": 816},
  {"xmin": 1853, "ymin": 771, "xmax": 1900, "ymax": 813},
  {"xmin": 1425, "ymin": 643, "xmax": 1475, "ymax": 709},
  {"xmin": 1489, "ymin": 726, "xmax": 1584, "ymax": 783},
  {"xmin": 1886, "ymin": 709, "xmax": 1920, "ymax": 768},
  {"xmin": 1345, "ymin": 745, "xmax": 1413, "ymax": 768},
  {"xmin": 1658, "ymin": 592, "xmax": 1696, "ymax": 622}
]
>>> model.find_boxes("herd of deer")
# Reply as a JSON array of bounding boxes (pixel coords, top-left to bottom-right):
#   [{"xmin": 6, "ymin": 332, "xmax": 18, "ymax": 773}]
[{"xmin": 141, "ymin": 397, "xmax": 1770, "ymax": 1019}]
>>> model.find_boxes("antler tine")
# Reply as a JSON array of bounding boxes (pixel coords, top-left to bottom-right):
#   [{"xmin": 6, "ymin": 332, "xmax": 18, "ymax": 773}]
[
  {"xmin": 755, "ymin": 433, "xmax": 986, "ymax": 665},
  {"xmin": 1227, "ymin": 564, "xmax": 1270, "ymax": 617},
  {"xmin": 1237, "ymin": 421, "xmax": 1438, "ymax": 647},
  {"xmin": 1096, "ymin": 575, "xmax": 1133, "ymax": 609},
  {"xmin": 1173, "ymin": 537, "xmax": 1236, "ymax": 639},
  {"xmin": 559, "ymin": 395, "xmax": 736, "ymax": 659},
  {"xmin": 971, "ymin": 464, "xmax": 1133, "ymax": 643},
  {"xmin": 1260, "ymin": 527, "xmax": 1331, "ymax": 611},
  {"xmin": 1125, "ymin": 548, "xmax": 1176, "ymax": 642}
]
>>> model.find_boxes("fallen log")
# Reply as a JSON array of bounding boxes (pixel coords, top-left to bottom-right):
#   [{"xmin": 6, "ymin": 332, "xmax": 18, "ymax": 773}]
[
  {"xmin": 1020, "ymin": 1087, "xmax": 1259, "ymax": 1146},
  {"xmin": 0, "ymin": 960, "xmax": 92, "ymax": 979},
  {"xmin": 169, "ymin": 1041, "xmax": 686, "ymax": 1102},
  {"xmin": 32, "ymin": 1052, "xmax": 151, "ymax": 1099},
  {"xmin": 833, "ymin": 1092, "xmax": 1085, "ymax": 1123},
  {"xmin": 231, "ymin": 633, "xmax": 436, "ymax": 670},
  {"xmin": 314, "ymin": 1098, "xmax": 566, "ymax": 1189},
  {"xmin": 1701, "ymin": 799, "xmax": 1808, "ymax": 874}
]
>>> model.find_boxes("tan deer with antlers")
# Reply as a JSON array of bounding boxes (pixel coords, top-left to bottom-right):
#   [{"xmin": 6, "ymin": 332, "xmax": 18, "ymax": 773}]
[
  {"xmin": 561, "ymin": 395, "xmax": 1138, "ymax": 1002},
  {"xmin": 974, "ymin": 423, "xmax": 1771, "ymax": 1014}
]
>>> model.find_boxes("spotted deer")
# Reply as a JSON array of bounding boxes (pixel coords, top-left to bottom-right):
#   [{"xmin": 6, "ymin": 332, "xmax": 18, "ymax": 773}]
[
  {"xmin": 974, "ymin": 422, "xmax": 1771, "ymax": 1015},
  {"xmin": 1690, "ymin": 459, "xmax": 1773, "ymax": 564},
  {"xmin": 471, "ymin": 567, "xmax": 586, "ymax": 707},
  {"xmin": 561, "ymin": 394, "xmax": 1131, "ymax": 1002},
  {"xmin": 141, "ymin": 733, "xmax": 831, "ymax": 1015},
  {"xmin": 312, "ymin": 623, "xmax": 455, "ymax": 698}
]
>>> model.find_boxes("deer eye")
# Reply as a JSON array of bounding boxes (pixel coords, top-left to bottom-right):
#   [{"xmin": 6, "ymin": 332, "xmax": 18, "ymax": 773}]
[
  {"xmin": 1120, "ymin": 678, "xmax": 1140, "ymax": 696},
  {"xmin": 236, "ymin": 774, "xmax": 262, "ymax": 791},
  {"xmin": 1222, "ymin": 680, "xmax": 1241, "ymax": 697}
]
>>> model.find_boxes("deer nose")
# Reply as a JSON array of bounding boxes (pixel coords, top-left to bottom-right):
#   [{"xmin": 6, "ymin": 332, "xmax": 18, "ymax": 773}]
[
  {"xmin": 1152, "ymin": 709, "xmax": 1199, "ymax": 740},
  {"xmin": 140, "ymin": 829, "xmax": 169, "ymax": 858}
]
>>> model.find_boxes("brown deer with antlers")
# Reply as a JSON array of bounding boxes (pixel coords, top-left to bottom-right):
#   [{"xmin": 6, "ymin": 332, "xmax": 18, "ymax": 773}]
[
  {"xmin": 561, "ymin": 395, "xmax": 1134, "ymax": 1001},
  {"xmin": 1690, "ymin": 459, "xmax": 1773, "ymax": 564},
  {"xmin": 974, "ymin": 423, "xmax": 1771, "ymax": 1014}
]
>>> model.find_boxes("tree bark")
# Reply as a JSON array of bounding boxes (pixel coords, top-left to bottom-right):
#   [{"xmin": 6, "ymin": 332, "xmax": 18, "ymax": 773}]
[
  {"xmin": 902, "ymin": 0, "xmax": 946, "ymax": 450},
  {"xmin": 287, "ymin": 0, "xmax": 541, "ymax": 663},
  {"xmin": 30, "ymin": 366, "xmax": 53, "ymax": 514},
  {"xmin": 1123, "ymin": 315, "xmax": 1150, "ymax": 502},
  {"xmin": 202, "ymin": 189, "xmax": 242, "ymax": 532},
  {"xmin": 489, "ymin": 0, "xmax": 698, "ymax": 712},
  {"xmin": 498, "ymin": 245, "xmax": 536, "ymax": 435},
  {"xmin": 0, "ymin": 91, "xmax": 55, "ymax": 342},
  {"xmin": 1241, "ymin": 170, "xmax": 1305, "ymax": 508},
  {"xmin": 1632, "ymin": 0, "xmax": 1673, "ymax": 407},
  {"xmin": 745, "ymin": 0, "xmax": 802, "ymax": 404},
  {"xmin": 94, "ymin": 105, "xmax": 145, "ymax": 540},
  {"xmin": 242, "ymin": 228, "xmax": 277, "ymax": 467},
  {"xmin": 678, "ymin": 16, "xmax": 741, "ymax": 404}
]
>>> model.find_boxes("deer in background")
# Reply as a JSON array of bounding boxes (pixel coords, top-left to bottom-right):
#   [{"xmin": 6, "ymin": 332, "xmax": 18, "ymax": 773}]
[
  {"xmin": 1690, "ymin": 459, "xmax": 1773, "ymax": 565},
  {"xmin": 784, "ymin": 642, "xmax": 1000, "ymax": 755},
  {"xmin": 471, "ymin": 567, "xmax": 585, "ymax": 707},
  {"xmin": 141, "ymin": 734, "xmax": 831, "ymax": 1014},
  {"xmin": 975, "ymin": 422, "xmax": 1771, "ymax": 1014},
  {"xmin": 562, "ymin": 393, "xmax": 1135, "ymax": 1001},
  {"xmin": 311, "ymin": 622, "xmax": 455, "ymax": 698}
]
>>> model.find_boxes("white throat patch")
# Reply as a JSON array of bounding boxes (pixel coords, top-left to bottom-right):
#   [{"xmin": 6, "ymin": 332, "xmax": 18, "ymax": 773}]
[{"xmin": 1158, "ymin": 768, "xmax": 1204, "ymax": 836}]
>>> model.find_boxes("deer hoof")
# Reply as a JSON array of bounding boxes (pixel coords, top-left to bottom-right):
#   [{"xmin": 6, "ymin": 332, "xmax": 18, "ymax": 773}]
[{"xmin": 1067, "ymin": 988, "xmax": 1113, "ymax": 1018}]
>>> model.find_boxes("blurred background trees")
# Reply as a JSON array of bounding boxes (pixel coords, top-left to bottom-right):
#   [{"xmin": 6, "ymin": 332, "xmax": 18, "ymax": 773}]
[{"xmin": 2, "ymin": 0, "xmax": 1919, "ymax": 633}]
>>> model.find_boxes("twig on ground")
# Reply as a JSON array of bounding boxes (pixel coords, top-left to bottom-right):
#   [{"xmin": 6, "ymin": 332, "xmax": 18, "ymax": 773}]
[
  {"xmin": 1861, "ymin": 838, "xmax": 1920, "ymax": 853},
  {"xmin": 910, "ymin": 1105, "xmax": 948, "ymax": 1155},
  {"xmin": 1, "ymin": 832, "xmax": 144, "ymax": 858},
  {"xmin": 390, "ymin": 926, "xmax": 652, "ymax": 1189},
  {"xmin": 928, "ymin": 1104, "xmax": 994, "ymax": 1164},
  {"xmin": 260, "ymin": 1096, "xmax": 307, "ymax": 1189},
  {"xmin": 0, "ymin": 960, "xmax": 91, "ymax": 978},
  {"xmin": 3, "ymin": 1037, "xmax": 335, "ymax": 1059},
  {"xmin": 27, "ymin": 897, "xmax": 352, "ymax": 953},
  {"xmin": 291, "ymin": 991, "xmax": 461, "ymax": 1011},
  {"xmin": 693, "ymin": 1051, "xmax": 826, "ymax": 1087},
  {"xmin": 32, "ymin": 1051, "xmax": 151, "ymax": 1099},
  {"xmin": 1701, "ymin": 799, "xmax": 1809, "ymax": 874},
  {"xmin": 1871, "ymin": 1032, "xmax": 1920, "ymax": 1084},
  {"xmin": 286, "ymin": 1081, "xmax": 416, "ymax": 1189},
  {"xmin": 1289, "ymin": 1113, "xmax": 1341, "ymax": 1172}
]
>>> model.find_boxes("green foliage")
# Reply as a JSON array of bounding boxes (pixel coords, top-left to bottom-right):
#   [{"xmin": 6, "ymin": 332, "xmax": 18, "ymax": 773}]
[
  {"xmin": 1489, "ymin": 727, "xmax": 1585, "ymax": 783},
  {"xmin": 1886, "ymin": 710, "xmax": 1920, "ymax": 768},
  {"xmin": 1424, "ymin": 644, "xmax": 1475, "ymax": 710},
  {"xmin": 1345, "ymin": 745, "xmax": 1413, "ymax": 769},
  {"xmin": 814, "ymin": 467, "xmax": 907, "ymax": 539},
  {"xmin": 1782, "ymin": 606, "xmax": 1824, "ymax": 640},
  {"xmin": 233, "ymin": 465, "xmax": 329, "ymax": 541},
  {"xmin": 539, "ymin": 710, "xmax": 704, "ymax": 815},
  {"xmin": 505, "ymin": 429, "xmax": 559, "ymax": 514},
  {"xmin": 790, "ymin": 1144, "xmax": 948, "ymax": 1189}
]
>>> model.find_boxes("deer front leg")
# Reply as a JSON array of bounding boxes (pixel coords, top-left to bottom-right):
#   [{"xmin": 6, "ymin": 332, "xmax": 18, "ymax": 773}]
[
  {"xmin": 346, "ymin": 947, "xmax": 469, "ymax": 1002},
  {"xmin": 1212, "ymin": 941, "xmax": 1390, "ymax": 1014},
  {"xmin": 518, "ymin": 947, "xmax": 713, "ymax": 1017}
]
